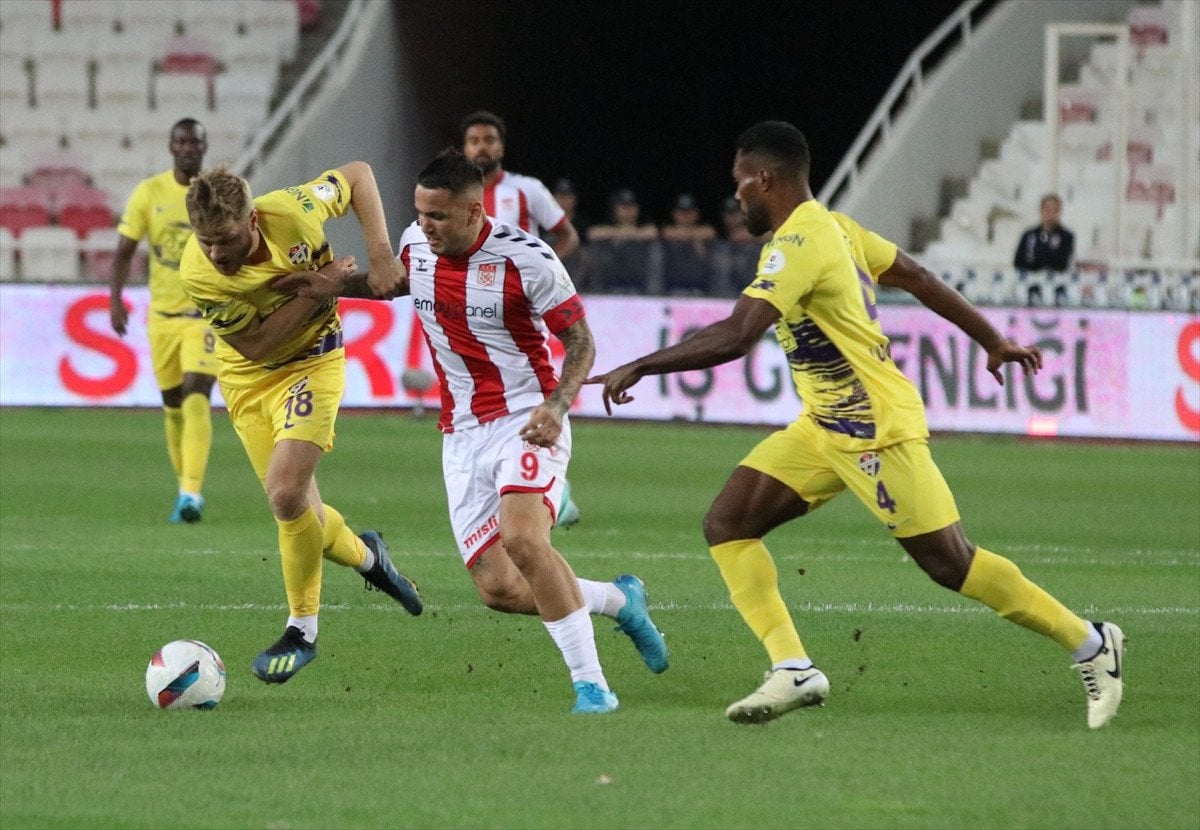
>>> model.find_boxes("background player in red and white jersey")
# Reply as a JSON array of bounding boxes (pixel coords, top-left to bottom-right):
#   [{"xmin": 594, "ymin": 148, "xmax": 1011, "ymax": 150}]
[
  {"xmin": 461, "ymin": 110, "xmax": 583, "ymax": 527},
  {"xmin": 461, "ymin": 110, "xmax": 580, "ymax": 259},
  {"xmin": 279, "ymin": 149, "xmax": 668, "ymax": 714}
]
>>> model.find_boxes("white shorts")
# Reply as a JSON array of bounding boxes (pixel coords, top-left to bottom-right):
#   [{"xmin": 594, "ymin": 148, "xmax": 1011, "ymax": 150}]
[{"xmin": 443, "ymin": 408, "xmax": 572, "ymax": 567}]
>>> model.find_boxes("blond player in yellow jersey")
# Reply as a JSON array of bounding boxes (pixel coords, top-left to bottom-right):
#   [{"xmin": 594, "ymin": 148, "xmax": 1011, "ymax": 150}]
[
  {"xmin": 111, "ymin": 119, "xmax": 216, "ymax": 523},
  {"xmin": 179, "ymin": 163, "xmax": 422, "ymax": 684},
  {"xmin": 588, "ymin": 121, "xmax": 1125, "ymax": 729}
]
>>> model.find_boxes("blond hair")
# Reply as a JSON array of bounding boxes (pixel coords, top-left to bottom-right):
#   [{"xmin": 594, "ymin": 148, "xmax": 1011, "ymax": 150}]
[{"xmin": 185, "ymin": 164, "xmax": 253, "ymax": 231}]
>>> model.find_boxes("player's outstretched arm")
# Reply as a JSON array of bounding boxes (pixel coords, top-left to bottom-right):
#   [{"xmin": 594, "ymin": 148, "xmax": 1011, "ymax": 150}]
[
  {"xmin": 584, "ymin": 296, "xmax": 779, "ymax": 415},
  {"xmin": 272, "ymin": 262, "xmax": 410, "ymax": 301},
  {"xmin": 223, "ymin": 256, "xmax": 357, "ymax": 361},
  {"xmin": 879, "ymin": 249, "xmax": 1041, "ymax": 384},
  {"xmin": 336, "ymin": 161, "xmax": 404, "ymax": 297}
]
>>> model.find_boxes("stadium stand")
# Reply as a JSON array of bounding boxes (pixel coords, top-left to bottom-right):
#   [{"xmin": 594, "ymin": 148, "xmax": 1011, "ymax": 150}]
[
  {"xmin": 18, "ymin": 225, "xmax": 80, "ymax": 282},
  {"xmin": 0, "ymin": 0, "xmax": 309, "ymax": 281},
  {"xmin": 922, "ymin": 1, "xmax": 1197, "ymax": 274}
]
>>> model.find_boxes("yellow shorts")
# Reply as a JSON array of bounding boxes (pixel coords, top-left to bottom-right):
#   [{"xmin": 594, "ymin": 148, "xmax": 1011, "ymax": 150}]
[
  {"xmin": 221, "ymin": 355, "xmax": 345, "ymax": 482},
  {"xmin": 740, "ymin": 416, "xmax": 960, "ymax": 538},
  {"xmin": 147, "ymin": 313, "xmax": 218, "ymax": 390}
]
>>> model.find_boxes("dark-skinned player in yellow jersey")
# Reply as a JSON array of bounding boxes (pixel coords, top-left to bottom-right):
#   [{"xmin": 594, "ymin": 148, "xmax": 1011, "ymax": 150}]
[{"xmin": 587, "ymin": 121, "xmax": 1124, "ymax": 729}]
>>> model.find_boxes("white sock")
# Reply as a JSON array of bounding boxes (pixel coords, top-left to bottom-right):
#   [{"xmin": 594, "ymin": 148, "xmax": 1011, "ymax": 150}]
[
  {"xmin": 287, "ymin": 615, "xmax": 318, "ymax": 644},
  {"xmin": 357, "ymin": 546, "xmax": 377, "ymax": 573},
  {"xmin": 1072, "ymin": 622, "xmax": 1105, "ymax": 662},
  {"xmin": 577, "ymin": 579, "xmax": 627, "ymax": 618},
  {"xmin": 179, "ymin": 489, "xmax": 201, "ymax": 500},
  {"xmin": 773, "ymin": 658, "xmax": 814, "ymax": 671},
  {"xmin": 543, "ymin": 606, "xmax": 607, "ymax": 688}
]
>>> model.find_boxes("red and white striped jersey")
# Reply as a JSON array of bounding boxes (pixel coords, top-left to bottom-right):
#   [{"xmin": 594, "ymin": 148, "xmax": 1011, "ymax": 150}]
[
  {"xmin": 484, "ymin": 170, "xmax": 568, "ymax": 236},
  {"xmin": 398, "ymin": 219, "xmax": 586, "ymax": 433}
]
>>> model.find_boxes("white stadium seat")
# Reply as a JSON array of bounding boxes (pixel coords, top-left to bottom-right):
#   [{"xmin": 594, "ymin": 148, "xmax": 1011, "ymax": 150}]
[
  {"xmin": 18, "ymin": 226, "xmax": 81, "ymax": 282},
  {"xmin": 0, "ymin": 227, "xmax": 17, "ymax": 281}
]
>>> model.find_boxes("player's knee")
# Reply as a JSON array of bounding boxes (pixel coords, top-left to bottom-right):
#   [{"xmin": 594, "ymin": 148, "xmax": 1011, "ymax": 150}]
[
  {"xmin": 477, "ymin": 582, "xmax": 524, "ymax": 613},
  {"xmin": 702, "ymin": 506, "xmax": 743, "ymax": 546},
  {"xmin": 498, "ymin": 527, "xmax": 545, "ymax": 566},
  {"xmin": 267, "ymin": 485, "xmax": 308, "ymax": 520}
]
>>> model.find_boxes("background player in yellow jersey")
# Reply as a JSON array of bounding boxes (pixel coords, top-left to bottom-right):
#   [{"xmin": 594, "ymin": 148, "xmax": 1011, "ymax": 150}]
[
  {"xmin": 179, "ymin": 163, "xmax": 422, "ymax": 684},
  {"xmin": 110, "ymin": 118, "xmax": 216, "ymax": 523},
  {"xmin": 587, "ymin": 121, "xmax": 1125, "ymax": 729}
]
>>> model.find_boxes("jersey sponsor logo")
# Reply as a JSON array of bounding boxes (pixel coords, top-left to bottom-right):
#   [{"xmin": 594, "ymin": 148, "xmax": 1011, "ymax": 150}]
[
  {"xmin": 412, "ymin": 258, "xmax": 430, "ymax": 273},
  {"xmin": 463, "ymin": 514, "xmax": 498, "ymax": 549},
  {"xmin": 285, "ymin": 186, "xmax": 315, "ymax": 212},
  {"xmin": 761, "ymin": 250, "xmax": 785, "ymax": 275},
  {"xmin": 413, "ymin": 296, "xmax": 498, "ymax": 319},
  {"xmin": 857, "ymin": 452, "xmax": 880, "ymax": 477},
  {"xmin": 311, "ymin": 182, "xmax": 335, "ymax": 202},
  {"xmin": 477, "ymin": 263, "xmax": 497, "ymax": 286},
  {"xmin": 288, "ymin": 243, "xmax": 310, "ymax": 265},
  {"xmin": 773, "ymin": 232, "xmax": 805, "ymax": 247},
  {"xmin": 555, "ymin": 269, "xmax": 573, "ymax": 291}
]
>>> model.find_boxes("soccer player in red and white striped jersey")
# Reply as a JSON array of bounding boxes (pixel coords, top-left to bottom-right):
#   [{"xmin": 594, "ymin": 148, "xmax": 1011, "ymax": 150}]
[
  {"xmin": 280, "ymin": 149, "xmax": 669, "ymax": 713},
  {"xmin": 462, "ymin": 110, "xmax": 583, "ymax": 527},
  {"xmin": 461, "ymin": 111, "xmax": 580, "ymax": 264}
]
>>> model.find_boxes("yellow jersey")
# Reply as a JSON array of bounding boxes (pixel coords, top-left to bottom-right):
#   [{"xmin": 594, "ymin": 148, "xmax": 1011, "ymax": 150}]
[
  {"xmin": 742, "ymin": 200, "xmax": 928, "ymax": 450},
  {"xmin": 179, "ymin": 169, "xmax": 352, "ymax": 388},
  {"xmin": 117, "ymin": 170, "xmax": 196, "ymax": 315}
]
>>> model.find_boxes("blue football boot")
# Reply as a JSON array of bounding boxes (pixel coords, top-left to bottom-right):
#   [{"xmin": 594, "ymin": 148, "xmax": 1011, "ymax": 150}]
[{"xmin": 614, "ymin": 574, "xmax": 669, "ymax": 673}]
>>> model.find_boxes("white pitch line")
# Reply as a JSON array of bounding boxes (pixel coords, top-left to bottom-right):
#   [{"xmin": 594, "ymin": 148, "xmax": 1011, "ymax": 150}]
[{"xmin": 1, "ymin": 601, "xmax": 1195, "ymax": 616}]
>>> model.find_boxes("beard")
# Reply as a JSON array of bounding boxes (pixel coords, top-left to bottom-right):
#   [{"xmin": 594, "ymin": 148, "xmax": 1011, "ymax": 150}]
[
  {"xmin": 473, "ymin": 156, "xmax": 500, "ymax": 175},
  {"xmin": 744, "ymin": 202, "xmax": 772, "ymax": 236}
]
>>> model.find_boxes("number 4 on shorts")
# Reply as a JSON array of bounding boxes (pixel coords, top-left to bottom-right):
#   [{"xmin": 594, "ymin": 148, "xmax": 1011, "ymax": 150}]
[{"xmin": 876, "ymin": 481, "xmax": 897, "ymax": 513}]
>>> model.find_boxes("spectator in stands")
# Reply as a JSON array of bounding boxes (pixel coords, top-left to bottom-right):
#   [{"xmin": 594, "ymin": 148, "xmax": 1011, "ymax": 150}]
[
  {"xmin": 713, "ymin": 195, "xmax": 765, "ymax": 296},
  {"xmin": 110, "ymin": 118, "xmax": 217, "ymax": 524},
  {"xmin": 587, "ymin": 189, "xmax": 659, "ymax": 243},
  {"xmin": 586, "ymin": 189, "xmax": 662, "ymax": 294},
  {"xmin": 660, "ymin": 193, "xmax": 717, "ymax": 295},
  {"xmin": 461, "ymin": 111, "xmax": 582, "ymax": 528},
  {"xmin": 551, "ymin": 178, "xmax": 591, "ymax": 239},
  {"xmin": 1013, "ymin": 194, "xmax": 1074, "ymax": 272},
  {"xmin": 547, "ymin": 177, "xmax": 595, "ymax": 293},
  {"xmin": 460, "ymin": 111, "xmax": 580, "ymax": 262}
]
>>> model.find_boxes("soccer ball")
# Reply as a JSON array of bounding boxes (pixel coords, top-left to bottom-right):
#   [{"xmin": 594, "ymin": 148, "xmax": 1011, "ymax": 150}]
[{"xmin": 145, "ymin": 640, "xmax": 226, "ymax": 710}]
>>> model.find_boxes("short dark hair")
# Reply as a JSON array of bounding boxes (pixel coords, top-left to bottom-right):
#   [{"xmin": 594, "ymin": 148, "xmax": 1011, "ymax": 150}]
[
  {"xmin": 460, "ymin": 110, "xmax": 506, "ymax": 144},
  {"xmin": 171, "ymin": 117, "xmax": 205, "ymax": 138},
  {"xmin": 736, "ymin": 121, "xmax": 810, "ymax": 176},
  {"xmin": 1040, "ymin": 193, "xmax": 1062, "ymax": 208},
  {"xmin": 417, "ymin": 148, "xmax": 484, "ymax": 195}
]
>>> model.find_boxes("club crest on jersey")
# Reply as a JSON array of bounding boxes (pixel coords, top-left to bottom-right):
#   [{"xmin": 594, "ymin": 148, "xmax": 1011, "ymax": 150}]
[
  {"xmin": 858, "ymin": 452, "xmax": 881, "ymax": 477},
  {"xmin": 288, "ymin": 243, "xmax": 310, "ymax": 265},
  {"xmin": 477, "ymin": 263, "xmax": 497, "ymax": 286}
]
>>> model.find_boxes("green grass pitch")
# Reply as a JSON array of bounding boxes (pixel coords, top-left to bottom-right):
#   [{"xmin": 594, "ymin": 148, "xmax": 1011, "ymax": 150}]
[{"xmin": 1, "ymin": 408, "xmax": 1198, "ymax": 829}]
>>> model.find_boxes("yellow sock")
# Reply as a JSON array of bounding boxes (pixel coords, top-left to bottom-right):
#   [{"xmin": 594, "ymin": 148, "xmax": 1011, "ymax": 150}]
[
  {"xmin": 321, "ymin": 504, "xmax": 367, "ymax": 569},
  {"xmin": 163, "ymin": 407, "xmax": 183, "ymax": 484},
  {"xmin": 179, "ymin": 393, "xmax": 212, "ymax": 494},
  {"xmin": 710, "ymin": 539, "xmax": 808, "ymax": 664},
  {"xmin": 278, "ymin": 507, "xmax": 324, "ymax": 617},
  {"xmin": 959, "ymin": 547, "xmax": 1089, "ymax": 652}
]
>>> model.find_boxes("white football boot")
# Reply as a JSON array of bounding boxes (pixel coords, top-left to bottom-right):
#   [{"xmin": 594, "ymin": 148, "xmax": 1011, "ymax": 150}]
[
  {"xmin": 1072, "ymin": 621, "xmax": 1126, "ymax": 729},
  {"xmin": 725, "ymin": 666, "xmax": 830, "ymax": 724}
]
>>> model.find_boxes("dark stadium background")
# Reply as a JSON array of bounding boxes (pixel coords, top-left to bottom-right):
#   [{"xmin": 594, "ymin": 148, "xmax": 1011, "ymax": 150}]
[{"xmin": 398, "ymin": 0, "xmax": 964, "ymax": 228}]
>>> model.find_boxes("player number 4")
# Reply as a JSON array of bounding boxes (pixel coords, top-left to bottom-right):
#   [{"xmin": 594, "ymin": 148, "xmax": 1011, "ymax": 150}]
[{"xmin": 875, "ymin": 481, "xmax": 897, "ymax": 514}]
